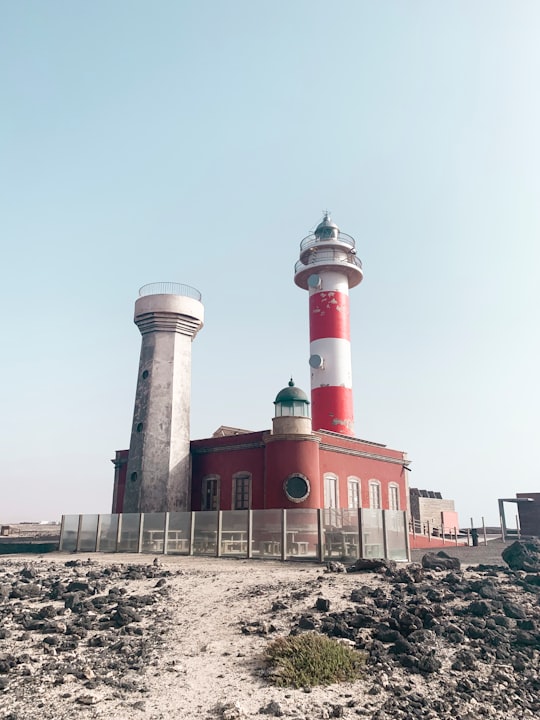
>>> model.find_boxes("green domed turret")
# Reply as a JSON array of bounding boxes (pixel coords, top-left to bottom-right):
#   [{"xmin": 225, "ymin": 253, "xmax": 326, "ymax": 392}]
[{"xmin": 274, "ymin": 379, "xmax": 310, "ymax": 418}]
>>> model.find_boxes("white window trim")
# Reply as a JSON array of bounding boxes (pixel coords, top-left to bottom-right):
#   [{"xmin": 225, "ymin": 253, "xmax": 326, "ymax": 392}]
[
  {"xmin": 368, "ymin": 479, "xmax": 382, "ymax": 510},
  {"xmin": 323, "ymin": 473, "xmax": 339, "ymax": 508},
  {"xmin": 347, "ymin": 476, "xmax": 361, "ymax": 509},
  {"xmin": 388, "ymin": 482, "xmax": 400, "ymax": 511}
]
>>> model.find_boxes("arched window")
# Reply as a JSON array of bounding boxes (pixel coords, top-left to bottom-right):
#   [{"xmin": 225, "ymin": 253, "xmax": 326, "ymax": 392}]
[
  {"xmin": 368, "ymin": 480, "xmax": 381, "ymax": 510},
  {"xmin": 347, "ymin": 476, "xmax": 361, "ymax": 509},
  {"xmin": 323, "ymin": 473, "xmax": 339, "ymax": 527},
  {"xmin": 201, "ymin": 475, "xmax": 220, "ymax": 511},
  {"xmin": 389, "ymin": 483, "xmax": 400, "ymax": 511},
  {"xmin": 232, "ymin": 472, "xmax": 251, "ymax": 510},
  {"xmin": 323, "ymin": 473, "xmax": 339, "ymax": 509}
]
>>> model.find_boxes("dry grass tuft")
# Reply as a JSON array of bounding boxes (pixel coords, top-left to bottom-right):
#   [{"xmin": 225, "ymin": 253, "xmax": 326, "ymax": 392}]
[{"xmin": 265, "ymin": 632, "xmax": 367, "ymax": 688}]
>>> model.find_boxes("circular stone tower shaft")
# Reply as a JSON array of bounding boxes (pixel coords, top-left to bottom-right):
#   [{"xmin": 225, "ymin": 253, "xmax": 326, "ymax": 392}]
[
  {"xmin": 123, "ymin": 283, "xmax": 204, "ymax": 513},
  {"xmin": 294, "ymin": 214, "xmax": 363, "ymax": 436}
]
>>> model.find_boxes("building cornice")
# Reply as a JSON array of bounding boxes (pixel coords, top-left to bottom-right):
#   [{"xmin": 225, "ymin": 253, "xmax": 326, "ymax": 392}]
[
  {"xmin": 191, "ymin": 441, "xmax": 265, "ymax": 455},
  {"xmin": 319, "ymin": 442, "xmax": 411, "ymax": 467},
  {"xmin": 263, "ymin": 433, "xmax": 320, "ymax": 445}
]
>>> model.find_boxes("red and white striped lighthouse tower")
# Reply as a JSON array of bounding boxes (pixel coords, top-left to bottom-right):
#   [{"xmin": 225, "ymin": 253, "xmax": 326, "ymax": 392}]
[{"xmin": 294, "ymin": 213, "xmax": 363, "ymax": 436}]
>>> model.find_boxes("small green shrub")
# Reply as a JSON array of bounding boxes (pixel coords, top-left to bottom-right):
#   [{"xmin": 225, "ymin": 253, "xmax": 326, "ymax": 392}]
[{"xmin": 265, "ymin": 632, "xmax": 367, "ymax": 688}]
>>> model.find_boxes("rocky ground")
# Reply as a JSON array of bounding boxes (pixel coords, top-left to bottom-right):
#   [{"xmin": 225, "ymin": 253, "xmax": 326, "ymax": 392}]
[{"xmin": 1, "ymin": 544, "xmax": 539, "ymax": 719}]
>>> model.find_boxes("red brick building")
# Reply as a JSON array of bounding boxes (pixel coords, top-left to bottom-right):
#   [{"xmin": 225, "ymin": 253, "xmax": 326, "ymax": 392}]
[{"xmin": 113, "ymin": 380, "xmax": 410, "ymax": 515}]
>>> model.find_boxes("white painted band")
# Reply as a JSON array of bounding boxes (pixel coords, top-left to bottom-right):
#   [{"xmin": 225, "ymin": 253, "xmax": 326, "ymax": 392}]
[
  {"xmin": 308, "ymin": 270, "xmax": 350, "ymax": 297},
  {"xmin": 309, "ymin": 337, "xmax": 353, "ymax": 389}
]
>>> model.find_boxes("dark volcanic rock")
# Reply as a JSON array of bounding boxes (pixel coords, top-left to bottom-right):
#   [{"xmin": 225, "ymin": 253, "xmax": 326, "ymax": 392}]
[
  {"xmin": 315, "ymin": 598, "xmax": 330, "ymax": 612},
  {"xmin": 350, "ymin": 586, "xmax": 372, "ymax": 603},
  {"xmin": 503, "ymin": 601, "xmax": 527, "ymax": 619},
  {"xmin": 421, "ymin": 552, "xmax": 460, "ymax": 571},
  {"xmin": 111, "ymin": 605, "xmax": 142, "ymax": 627},
  {"xmin": 502, "ymin": 540, "xmax": 540, "ymax": 572},
  {"xmin": 347, "ymin": 559, "xmax": 397, "ymax": 573}
]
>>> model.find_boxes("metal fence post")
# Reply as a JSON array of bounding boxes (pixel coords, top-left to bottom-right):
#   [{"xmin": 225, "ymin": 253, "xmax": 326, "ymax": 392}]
[
  {"xmin": 75, "ymin": 514, "xmax": 83, "ymax": 553},
  {"xmin": 358, "ymin": 508, "xmax": 365, "ymax": 559},
  {"xmin": 381, "ymin": 510, "xmax": 389, "ymax": 560},
  {"xmin": 115, "ymin": 514, "xmax": 122, "ymax": 552},
  {"xmin": 247, "ymin": 510, "xmax": 253, "ymax": 559},
  {"xmin": 216, "ymin": 511, "xmax": 223, "ymax": 557},
  {"xmin": 137, "ymin": 513, "xmax": 144, "ymax": 553},
  {"xmin": 281, "ymin": 509, "xmax": 287, "ymax": 562},
  {"xmin": 403, "ymin": 511, "xmax": 411, "ymax": 562},
  {"xmin": 317, "ymin": 509, "xmax": 324, "ymax": 563},
  {"xmin": 95, "ymin": 515, "xmax": 102, "ymax": 552},
  {"xmin": 189, "ymin": 512, "xmax": 195, "ymax": 555},
  {"xmin": 355, "ymin": 507, "xmax": 361, "ymax": 560},
  {"xmin": 163, "ymin": 513, "xmax": 169, "ymax": 555},
  {"xmin": 58, "ymin": 515, "xmax": 66, "ymax": 552}
]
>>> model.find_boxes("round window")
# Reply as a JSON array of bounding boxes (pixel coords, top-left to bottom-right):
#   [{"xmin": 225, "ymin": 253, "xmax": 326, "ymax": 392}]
[{"xmin": 284, "ymin": 474, "xmax": 310, "ymax": 503}]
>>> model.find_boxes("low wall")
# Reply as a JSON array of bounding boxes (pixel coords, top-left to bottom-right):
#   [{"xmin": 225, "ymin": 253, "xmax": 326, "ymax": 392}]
[
  {"xmin": 60, "ymin": 508, "xmax": 410, "ymax": 562},
  {"xmin": 0, "ymin": 539, "xmax": 59, "ymax": 555}
]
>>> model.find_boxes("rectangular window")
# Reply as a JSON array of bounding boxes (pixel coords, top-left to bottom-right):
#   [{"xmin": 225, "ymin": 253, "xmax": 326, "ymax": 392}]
[
  {"xmin": 324, "ymin": 475, "xmax": 338, "ymax": 508},
  {"xmin": 202, "ymin": 476, "xmax": 219, "ymax": 511},
  {"xmin": 348, "ymin": 480, "xmax": 360, "ymax": 509},
  {"xmin": 369, "ymin": 481, "xmax": 381, "ymax": 510},
  {"xmin": 233, "ymin": 474, "xmax": 251, "ymax": 510},
  {"xmin": 389, "ymin": 485, "xmax": 399, "ymax": 511},
  {"xmin": 324, "ymin": 474, "xmax": 339, "ymax": 527}
]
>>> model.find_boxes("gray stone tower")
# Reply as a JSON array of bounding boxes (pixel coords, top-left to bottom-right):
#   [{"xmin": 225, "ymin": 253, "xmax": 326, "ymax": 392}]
[{"xmin": 123, "ymin": 282, "xmax": 204, "ymax": 513}]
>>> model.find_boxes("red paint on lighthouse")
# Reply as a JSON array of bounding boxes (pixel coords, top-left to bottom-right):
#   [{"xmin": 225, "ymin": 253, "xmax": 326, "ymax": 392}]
[
  {"xmin": 309, "ymin": 291, "xmax": 350, "ymax": 342},
  {"xmin": 311, "ymin": 386, "xmax": 354, "ymax": 436},
  {"xmin": 294, "ymin": 213, "xmax": 363, "ymax": 436}
]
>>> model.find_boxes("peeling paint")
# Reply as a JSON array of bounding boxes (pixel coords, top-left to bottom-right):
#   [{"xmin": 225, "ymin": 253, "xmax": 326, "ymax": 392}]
[{"xmin": 332, "ymin": 417, "xmax": 354, "ymax": 430}]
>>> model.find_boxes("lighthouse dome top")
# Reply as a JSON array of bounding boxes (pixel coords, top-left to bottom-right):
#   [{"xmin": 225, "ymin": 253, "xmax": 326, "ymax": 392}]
[
  {"xmin": 274, "ymin": 378, "xmax": 309, "ymax": 405},
  {"xmin": 274, "ymin": 379, "xmax": 310, "ymax": 421},
  {"xmin": 314, "ymin": 211, "xmax": 339, "ymax": 237},
  {"xmin": 294, "ymin": 213, "xmax": 363, "ymax": 290}
]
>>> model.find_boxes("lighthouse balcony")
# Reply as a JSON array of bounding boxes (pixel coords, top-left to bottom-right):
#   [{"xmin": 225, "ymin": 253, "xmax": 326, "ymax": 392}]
[
  {"xmin": 299, "ymin": 231, "xmax": 356, "ymax": 254},
  {"xmin": 294, "ymin": 249, "xmax": 363, "ymax": 289},
  {"xmin": 139, "ymin": 282, "xmax": 202, "ymax": 301}
]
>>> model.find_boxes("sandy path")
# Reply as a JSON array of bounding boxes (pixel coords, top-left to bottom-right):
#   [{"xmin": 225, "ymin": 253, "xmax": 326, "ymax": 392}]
[{"xmin": 0, "ymin": 554, "xmax": 377, "ymax": 720}]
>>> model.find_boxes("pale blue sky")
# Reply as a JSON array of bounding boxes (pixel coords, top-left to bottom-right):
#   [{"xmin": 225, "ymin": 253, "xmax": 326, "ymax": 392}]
[{"xmin": 1, "ymin": 1, "xmax": 539, "ymax": 525}]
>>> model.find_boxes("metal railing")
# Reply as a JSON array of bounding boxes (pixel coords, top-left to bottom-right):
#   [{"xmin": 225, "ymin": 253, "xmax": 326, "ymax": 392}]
[
  {"xmin": 139, "ymin": 282, "xmax": 202, "ymax": 301},
  {"xmin": 295, "ymin": 250, "xmax": 363, "ymax": 275},
  {"xmin": 409, "ymin": 518, "xmax": 464, "ymax": 545},
  {"xmin": 300, "ymin": 231, "xmax": 357, "ymax": 253},
  {"xmin": 59, "ymin": 508, "xmax": 410, "ymax": 562}
]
